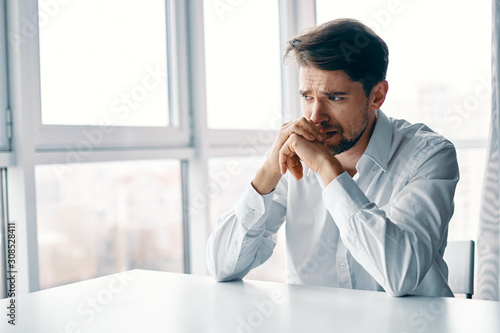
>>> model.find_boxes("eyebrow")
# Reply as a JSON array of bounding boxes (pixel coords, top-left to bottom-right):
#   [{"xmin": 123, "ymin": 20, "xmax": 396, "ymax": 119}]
[
  {"xmin": 323, "ymin": 91, "xmax": 347, "ymax": 98},
  {"xmin": 298, "ymin": 90, "xmax": 348, "ymax": 97}
]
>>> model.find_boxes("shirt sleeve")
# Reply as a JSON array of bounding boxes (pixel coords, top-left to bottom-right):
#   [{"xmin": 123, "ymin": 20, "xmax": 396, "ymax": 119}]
[
  {"xmin": 206, "ymin": 177, "xmax": 287, "ymax": 281},
  {"xmin": 323, "ymin": 141, "xmax": 459, "ymax": 296}
]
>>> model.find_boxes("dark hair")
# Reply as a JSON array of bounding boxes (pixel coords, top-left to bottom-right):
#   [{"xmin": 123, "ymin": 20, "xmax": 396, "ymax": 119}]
[{"xmin": 284, "ymin": 19, "xmax": 389, "ymax": 97}]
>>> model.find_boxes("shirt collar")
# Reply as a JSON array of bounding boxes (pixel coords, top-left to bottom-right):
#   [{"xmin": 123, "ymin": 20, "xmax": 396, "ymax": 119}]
[{"xmin": 360, "ymin": 109, "xmax": 391, "ymax": 173}]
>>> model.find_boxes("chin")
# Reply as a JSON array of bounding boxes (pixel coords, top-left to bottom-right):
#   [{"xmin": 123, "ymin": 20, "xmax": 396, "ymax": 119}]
[
  {"xmin": 326, "ymin": 145, "xmax": 342, "ymax": 156},
  {"xmin": 327, "ymin": 141, "xmax": 356, "ymax": 156}
]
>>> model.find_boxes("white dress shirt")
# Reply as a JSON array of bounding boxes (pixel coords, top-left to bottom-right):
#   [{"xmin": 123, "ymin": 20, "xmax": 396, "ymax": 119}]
[{"xmin": 206, "ymin": 110, "xmax": 459, "ymax": 297}]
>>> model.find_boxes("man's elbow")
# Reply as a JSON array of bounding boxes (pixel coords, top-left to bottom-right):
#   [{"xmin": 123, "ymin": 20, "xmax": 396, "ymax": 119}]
[
  {"xmin": 208, "ymin": 267, "xmax": 241, "ymax": 282},
  {"xmin": 383, "ymin": 279, "xmax": 416, "ymax": 297},
  {"xmin": 206, "ymin": 245, "xmax": 230, "ymax": 281},
  {"xmin": 207, "ymin": 259, "xmax": 240, "ymax": 282},
  {"xmin": 385, "ymin": 288, "xmax": 410, "ymax": 297},
  {"xmin": 208, "ymin": 266, "xmax": 228, "ymax": 282}
]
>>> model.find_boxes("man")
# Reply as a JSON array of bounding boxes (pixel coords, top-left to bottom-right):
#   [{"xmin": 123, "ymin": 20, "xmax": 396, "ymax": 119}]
[{"xmin": 206, "ymin": 19, "xmax": 459, "ymax": 297}]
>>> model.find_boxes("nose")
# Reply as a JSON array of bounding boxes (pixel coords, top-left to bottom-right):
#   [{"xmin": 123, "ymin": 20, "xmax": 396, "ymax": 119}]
[{"xmin": 308, "ymin": 100, "xmax": 329, "ymax": 125}]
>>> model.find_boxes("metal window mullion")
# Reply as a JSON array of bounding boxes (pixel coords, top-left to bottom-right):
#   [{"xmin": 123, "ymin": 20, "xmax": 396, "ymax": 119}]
[
  {"xmin": 184, "ymin": 0, "xmax": 211, "ymax": 275},
  {"xmin": 0, "ymin": 0, "xmax": 9, "ymax": 151},
  {"xmin": 7, "ymin": 0, "xmax": 41, "ymax": 294},
  {"xmin": 180, "ymin": 160, "xmax": 191, "ymax": 274},
  {"xmin": 278, "ymin": 0, "xmax": 316, "ymax": 122}
]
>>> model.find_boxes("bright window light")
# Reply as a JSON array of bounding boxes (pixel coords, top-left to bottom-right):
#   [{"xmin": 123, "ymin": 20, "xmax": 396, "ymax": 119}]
[
  {"xmin": 38, "ymin": 0, "xmax": 170, "ymax": 127},
  {"xmin": 203, "ymin": 0, "xmax": 282, "ymax": 130}
]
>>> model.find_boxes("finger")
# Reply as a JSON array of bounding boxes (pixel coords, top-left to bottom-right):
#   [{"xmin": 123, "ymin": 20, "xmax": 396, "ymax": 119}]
[
  {"xmin": 282, "ymin": 118, "xmax": 323, "ymax": 142},
  {"xmin": 279, "ymin": 136, "xmax": 300, "ymax": 175},
  {"xmin": 279, "ymin": 134, "xmax": 306, "ymax": 180},
  {"xmin": 292, "ymin": 119, "xmax": 322, "ymax": 141},
  {"xmin": 279, "ymin": 143, "xmax": 293, "ymax": 175},
  {"xmin": 287, "ymin": 155, "xmax": 303, "ymax": 180}
]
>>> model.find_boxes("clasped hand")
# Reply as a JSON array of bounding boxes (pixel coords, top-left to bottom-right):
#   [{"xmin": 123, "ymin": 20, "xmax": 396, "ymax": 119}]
[{"xmin": 276, "ymin": 118, "xmax": 344, "ymax": 184}]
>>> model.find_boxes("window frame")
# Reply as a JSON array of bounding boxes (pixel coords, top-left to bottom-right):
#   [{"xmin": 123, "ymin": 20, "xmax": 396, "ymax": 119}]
[{"xmin": 3, "ymin": 0, "xmax": 197, "ymax": 294}]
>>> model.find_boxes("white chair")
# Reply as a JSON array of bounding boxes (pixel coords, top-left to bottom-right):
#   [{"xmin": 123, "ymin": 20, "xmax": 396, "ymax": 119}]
[{"xmin": 443, "ymin": 240, "xmax": 475, "ymax": 299}]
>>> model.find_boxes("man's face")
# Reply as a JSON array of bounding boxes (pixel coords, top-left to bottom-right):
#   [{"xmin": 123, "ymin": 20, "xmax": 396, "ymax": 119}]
[{"xmin": 299, "ymin": 67, "xmax": 375, "ymax": 155}]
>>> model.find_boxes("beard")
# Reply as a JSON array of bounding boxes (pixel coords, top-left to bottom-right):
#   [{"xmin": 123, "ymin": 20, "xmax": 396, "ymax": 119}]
[
  {"xmin": 326, "ymin": 128, "xmax": 366, "ymax": 155},
  {"xmin": 322, "ymin": 103, "xmax": 370, "ymax": 156}
]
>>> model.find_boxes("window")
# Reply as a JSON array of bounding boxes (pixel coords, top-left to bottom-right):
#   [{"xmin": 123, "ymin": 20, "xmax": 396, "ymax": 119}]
[
  {"xmin": 5, "ymin": 0, "xmax": 193, "ymax": 291},
  {"xmin": 35, "ymin": 160, "xmax": 183, "ymax": 289},
  {"xmin": 315, "ymin": 0, "xmax": 492, "ymax": 242},
  {"xmin": 35, "ymin": 0, "xmax": 189, "ymax": 150}
]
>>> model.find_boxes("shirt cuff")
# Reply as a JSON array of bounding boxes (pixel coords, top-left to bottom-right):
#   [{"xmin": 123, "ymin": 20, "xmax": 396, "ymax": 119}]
[
  {"xmin": 322, "ymin": 171, "xmax": 370, "ymax": 225},
  {"xmin": 234, "ymin": 183, "xmax": 275, "ymax": 230}
]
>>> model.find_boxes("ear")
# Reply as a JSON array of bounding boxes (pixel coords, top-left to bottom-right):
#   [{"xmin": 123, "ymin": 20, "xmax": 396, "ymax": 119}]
[{"xmin": 369, "ymin": 80, "xmax": 389, "ymax": 111}]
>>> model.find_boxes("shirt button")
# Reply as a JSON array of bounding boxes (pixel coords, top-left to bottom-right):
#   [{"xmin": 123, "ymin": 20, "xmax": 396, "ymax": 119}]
[
  {"xmin": 251, "ymin": 208, "xmax": 259, "ymax": 214},
  {"xmin": 339, "ymin": 262, "xmax": 346, "ymax": 269}
]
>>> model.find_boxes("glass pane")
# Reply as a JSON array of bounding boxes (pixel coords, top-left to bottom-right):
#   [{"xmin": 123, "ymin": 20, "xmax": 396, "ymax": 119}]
[
  {"xmin": 208, "ymin": 156, "xmax": 286, "ymax": 282},
  {"xmin": 203, "ymin": 0, "xmax": 282, "ymax": 130},
  {"xmin": 35, "ymin": 160, "xmax": 183, "ymax": 289},
  {"xmin": 316, "ymin": 0, "xmax": 491, "ymax": 142},
  {"xmin": 38, "ymin": 0, "xmax": 169, "ymax": 127}
]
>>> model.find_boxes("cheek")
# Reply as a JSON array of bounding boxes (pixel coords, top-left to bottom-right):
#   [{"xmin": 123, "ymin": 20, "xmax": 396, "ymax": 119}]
[
  {"xmin": 334, "ymin": 108, "xmax": 359, "ymax": 129},
  {"xmin": 330, "ymin": 106, "xmax": 349, "ymax": 123},
  {"xmin": 344, "ymin": 109, "xmax": 369, "ymax": 134}
]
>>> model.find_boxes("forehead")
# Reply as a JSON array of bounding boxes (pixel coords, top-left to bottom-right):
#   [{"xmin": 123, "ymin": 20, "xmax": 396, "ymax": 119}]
[{"xmin": 299, "ymin": 67, "xmax": 358, "ymax": 91}]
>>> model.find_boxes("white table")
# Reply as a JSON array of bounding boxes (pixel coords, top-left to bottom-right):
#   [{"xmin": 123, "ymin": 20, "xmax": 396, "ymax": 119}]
[{"xmin": 1, "ymin": 269, "xmax": 499, "ymax": 332}]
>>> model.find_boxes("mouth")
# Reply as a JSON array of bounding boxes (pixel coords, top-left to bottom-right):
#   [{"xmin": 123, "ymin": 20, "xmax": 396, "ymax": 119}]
[{"xmin": 324, "ymin": 130, "xmax": 338, "ymax": 141}]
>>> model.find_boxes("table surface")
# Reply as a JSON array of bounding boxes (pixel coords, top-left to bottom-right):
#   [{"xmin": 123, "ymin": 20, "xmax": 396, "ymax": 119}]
[{"xmin": 1, "ymin": 269, "xmax": 499, "ymax": 333}]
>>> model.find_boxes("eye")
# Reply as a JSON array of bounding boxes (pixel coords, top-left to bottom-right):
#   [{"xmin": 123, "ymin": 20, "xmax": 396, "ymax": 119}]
[
  {"xmin": 302, "ymin": 95, "xmax": 312, "ymax": 100},
  {"xmin": 329, "ymin": 96, "xmax": 343, "ymax": 101}
]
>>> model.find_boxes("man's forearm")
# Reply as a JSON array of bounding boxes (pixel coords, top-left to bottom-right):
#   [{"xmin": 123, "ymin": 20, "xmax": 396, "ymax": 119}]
[{"xmin": 252, "ymin": 161, "xmax": 283, "ymax": 195}]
